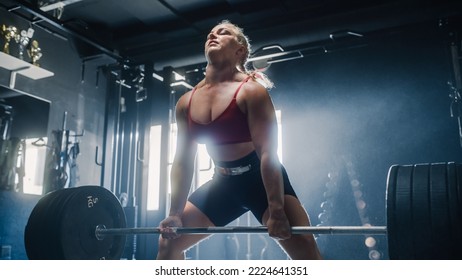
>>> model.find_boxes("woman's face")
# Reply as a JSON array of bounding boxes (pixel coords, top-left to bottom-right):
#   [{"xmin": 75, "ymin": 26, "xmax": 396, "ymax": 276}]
[{"xmin": 205, "ymin": 23, "xmax": 244, "ymax": 62}]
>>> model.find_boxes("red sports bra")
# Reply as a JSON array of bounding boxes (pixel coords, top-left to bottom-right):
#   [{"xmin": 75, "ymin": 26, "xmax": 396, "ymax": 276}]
[{"xmin": 188, "ymin": 77, "xmax": 252, "ymax": 145}]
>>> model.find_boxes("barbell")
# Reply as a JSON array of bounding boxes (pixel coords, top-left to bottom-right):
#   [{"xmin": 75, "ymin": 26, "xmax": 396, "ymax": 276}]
[
  {"xmin": 94, "ymin": 225, "xmax": 388, "ymax": 239},
  {"xmin": 24, "ymin": 162, "xmax": 462, "ymax": 260}
]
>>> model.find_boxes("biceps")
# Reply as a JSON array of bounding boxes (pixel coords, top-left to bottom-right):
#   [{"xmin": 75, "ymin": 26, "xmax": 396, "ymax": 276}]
[
  {"xmin": 248, "ymin": 107, "xmax": 278, "ymax": 154},
  {"xmin": 174, "ymin": 112, "xmax": 197, "ymax": 163},
  {"xmin": 174, "ymin": 128, "xmax": 196, "ymax": 163}
]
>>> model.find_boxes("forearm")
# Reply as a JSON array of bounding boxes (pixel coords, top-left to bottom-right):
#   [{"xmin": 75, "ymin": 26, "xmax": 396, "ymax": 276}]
[
  {"xmin": 260, "ymin": 150, "xmax": 292, "ymax": 240},
  {"xmin": 259, "ymin": 151, "xmax": 285, "ymax": 214},
  {"xmin": 168, "ymin": 161, "xmax": 194, "ymax": 217}
]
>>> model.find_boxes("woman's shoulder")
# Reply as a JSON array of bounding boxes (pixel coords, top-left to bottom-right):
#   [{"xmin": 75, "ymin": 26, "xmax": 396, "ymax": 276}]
[
  {"xmin": 177, "ymin": 78, "xmax": 204, "ymax": 106},
  {"xmin": 175, "ymin": 89, "xmax": 195, "ymax": 116},
  {"xmin": 240, "ymin": 75, "xmax": 271, "ymax": 99}
]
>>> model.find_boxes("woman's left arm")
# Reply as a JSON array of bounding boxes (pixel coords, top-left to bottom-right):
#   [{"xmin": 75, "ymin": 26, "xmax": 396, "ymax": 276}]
[{"xmin": 244, "ymin": 81, "xmax": 292, "ymax": 240}]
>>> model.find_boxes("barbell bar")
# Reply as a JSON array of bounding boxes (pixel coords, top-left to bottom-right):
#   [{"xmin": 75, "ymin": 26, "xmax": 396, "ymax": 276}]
[
  {"xmin": 94, "ymin": 224, "xmax": 388, "ymax": 240},
  {"xmin": 24, "ymin": 162, "xmax": 462, "ymax": 260}
]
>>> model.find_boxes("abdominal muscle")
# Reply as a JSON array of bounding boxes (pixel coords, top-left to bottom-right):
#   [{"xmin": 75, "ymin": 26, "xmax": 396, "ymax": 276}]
[{"xmin": 206, "ymin": 141, "xmax": 256, "ymax": 162}]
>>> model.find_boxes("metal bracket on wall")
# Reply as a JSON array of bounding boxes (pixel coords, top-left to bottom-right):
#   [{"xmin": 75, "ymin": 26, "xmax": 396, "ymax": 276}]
[{"xmin": 8, "ymin": 66, "xmax": 28, "ymax": 88}]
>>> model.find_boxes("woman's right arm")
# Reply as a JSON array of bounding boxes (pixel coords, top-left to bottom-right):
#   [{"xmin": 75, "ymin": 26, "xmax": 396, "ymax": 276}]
[
  {"xmin": 159, "ymin": 93, "xmax": 197, "ymax": 235},
  {"xmin": 169, "ymin": 93, "xmax": 197, "ymax": 216}
]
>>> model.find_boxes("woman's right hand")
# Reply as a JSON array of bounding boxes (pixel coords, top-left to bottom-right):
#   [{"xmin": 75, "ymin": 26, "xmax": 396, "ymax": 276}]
[
  {"xmin": 266, "ymin": 209, "xmax": 292, "ymax": 240},
  {"xmin": 159, "ymin": 215, "xmax": 183, "ymax": 239}
]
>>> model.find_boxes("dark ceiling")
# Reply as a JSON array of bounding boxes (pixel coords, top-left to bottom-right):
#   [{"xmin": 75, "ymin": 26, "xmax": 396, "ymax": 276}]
[{"xmin": 1, "ymin": 0, "xmax": 462, "ymax": 69}]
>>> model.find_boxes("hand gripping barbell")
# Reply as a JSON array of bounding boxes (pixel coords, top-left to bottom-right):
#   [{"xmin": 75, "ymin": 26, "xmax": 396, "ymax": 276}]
[{"xmin": 24, "ymin": 162, "xmax": 462, "ymax": 260}]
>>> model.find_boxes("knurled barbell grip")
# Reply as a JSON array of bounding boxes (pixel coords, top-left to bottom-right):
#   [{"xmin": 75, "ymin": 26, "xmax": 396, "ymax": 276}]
[{"xmin": 95, "ymin": 225, "xmax": 387, "ymax": 240}]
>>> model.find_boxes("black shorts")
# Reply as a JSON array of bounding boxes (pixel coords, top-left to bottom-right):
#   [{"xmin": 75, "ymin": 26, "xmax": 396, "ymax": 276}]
[{"xmin": 187, "ymin": 151, "xmax": 298, "ymax": 226}]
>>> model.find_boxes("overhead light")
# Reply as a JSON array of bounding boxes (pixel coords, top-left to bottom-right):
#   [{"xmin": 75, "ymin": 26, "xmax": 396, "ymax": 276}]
[
  {"xmin": 39, "ymin": 0, "xmax": 83, "ymax": 12},
  {"xmin": 152, "ymin": 72, "xmax": 164, "ymax": 82},
  {"xmin": 115, "ymin": 80, "xmax": 131, "ymax": 89},
  {"xmin": 249, "ymin": 45, "xmax": 303, "ymax": 71},
  {"xmin": 152, "ymin": 70, "xmax": 192, "ymax": 89},
  {"xmin": 173, "ymin": 71, "xmax": 185, "ymax": 81},
  {"xmin": 170, "ymin": 81, "xmax": 193, "ymax": 90},
  {"xmin": 329, "ymin": 30, "xmax": 364, "ymax": 41}
]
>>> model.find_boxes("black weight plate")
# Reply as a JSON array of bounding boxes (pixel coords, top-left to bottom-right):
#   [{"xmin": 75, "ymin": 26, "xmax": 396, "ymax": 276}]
[
  {"xmin": 25, "ymin": 186, "xmax": 126, "ymax": 260},
  {"xmin": 456, "ymin": 164, "xmax": 462, "ymax": 254},
  {"xmin": 59, "ymin": 186, "xmax": 126, "ymax": 259},
  {"xmin": 428, "ymin": 163, "xmax": 452, "ymax": 259},
  {"xmin": 389, "ymin": 164, "xmax": 414, "ymax": 259},
  {"xmin": 385, "ymin": 165, "xmax": 396, "ymax": 259},
  {"xmin": 386, "ymin": 164, "xmax": 400, "ymax": 259},
  {"xmin": 445, "ymin": 163, "xmax": 462, "ymax": 258},
  {"xmin": 25, "ymin": 188, "xmax": 70, "ymax": 259},
  {"xmin": 24, "ymin": 190, "xmax": 52, "ymax": 259},
  {"xmin": 410, "ymin": 163, "xmax": 432, "ymax": 259},
  {"xmin": 387, "ymin": 162, "xmax": 462, "ymax": 260}
]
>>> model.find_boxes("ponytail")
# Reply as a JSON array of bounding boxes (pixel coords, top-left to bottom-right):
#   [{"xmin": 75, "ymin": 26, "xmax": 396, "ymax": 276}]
[
  {"xmin": 248, "ymin": 69, "xmax": 274, "ymax": 89},
  {"xmin": 238, "ymin": 59, "xmax": 274, "ymax": 89}
]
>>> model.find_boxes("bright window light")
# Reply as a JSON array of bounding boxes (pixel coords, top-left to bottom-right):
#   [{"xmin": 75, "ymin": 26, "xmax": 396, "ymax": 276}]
[
  {"xmin": 196, "ymin": 144, "xmax": 214, "ymax": 187},
  {"xmin": 147, "ymin": 125, "xmax": 162, "ymax": 210},
  {"xmin": 276, "ymin": 110, "xmax": 283, "ymax": 163},
  {"xmin": 23, "ymin": 138, "xmax": 47, "ymax": 195}
]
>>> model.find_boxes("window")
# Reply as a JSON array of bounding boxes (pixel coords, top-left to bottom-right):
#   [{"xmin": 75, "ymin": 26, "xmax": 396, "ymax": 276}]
[
  {"xmin": 22, "ymin": 137, "xmax": 47, "ymax": 195},
  {"xmin": 147, "ymin": 125, "xmax": 162, "ymax": 210}
]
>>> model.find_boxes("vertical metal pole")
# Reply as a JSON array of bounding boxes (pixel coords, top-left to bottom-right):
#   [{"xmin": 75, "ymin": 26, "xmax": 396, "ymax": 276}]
[
  {"xmin": 450, "ymin": 43, "xmax": 462, "ymax": 89},
  {"xmin": 450, "ymin": 43, "xmax": 462, "ymax": 147},
  {"xmin": 108, "ymin": 80, "xmax": 123, "ymax": 193}
]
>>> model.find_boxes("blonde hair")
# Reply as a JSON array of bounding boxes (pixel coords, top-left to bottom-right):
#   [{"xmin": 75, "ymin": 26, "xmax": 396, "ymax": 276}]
[{"xmin": 218, "ymin": 20, "xmax": 274, "ymax": 89}]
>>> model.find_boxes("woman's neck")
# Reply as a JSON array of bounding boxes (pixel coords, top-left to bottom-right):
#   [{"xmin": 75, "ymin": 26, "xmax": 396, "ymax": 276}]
[{"xmin": 204, "ymin": 63, "xmax": 241, "ymax": 85}]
